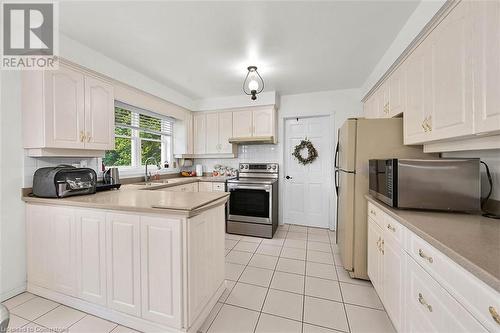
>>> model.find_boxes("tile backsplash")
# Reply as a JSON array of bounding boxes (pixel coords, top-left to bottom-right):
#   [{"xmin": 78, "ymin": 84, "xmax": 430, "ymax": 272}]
[
  {"xmin": 23, "ymin": 155, "xmax": 100, "ymax": 188},
  {"xmin": 193, "ymin": 144, "xmax": 281, "ymax": 173}
]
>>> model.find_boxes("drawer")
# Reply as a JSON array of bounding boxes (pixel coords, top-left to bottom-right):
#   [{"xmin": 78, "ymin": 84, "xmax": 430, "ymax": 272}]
[
  {"xmin": 212, "ymin": 182, "xmax": 225, "ymax": 192},
  {"xmin": 406, "ymin": 255, "xmax": 487, "ymax": 333},
  {"xmin": 367, "ymin": 202, "xmax": 384, "ymax": 228},
  {"xmin": 383, "ymin": 215, "xmax": 403, "ymax": 244},
  {"xmin": 407, "ymin": 233, "xmax": 500, "ymax": 332}
]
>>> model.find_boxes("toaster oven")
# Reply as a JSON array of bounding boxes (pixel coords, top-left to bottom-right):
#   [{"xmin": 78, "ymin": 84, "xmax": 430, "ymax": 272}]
[{"xmin": 33, "ymin": 165, "xmax": 97, "ymax": 198}]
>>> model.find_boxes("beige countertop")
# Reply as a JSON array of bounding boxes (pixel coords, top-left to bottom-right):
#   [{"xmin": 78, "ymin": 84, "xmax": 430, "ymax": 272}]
[
  {"xmin": 366, "ymin": 195, "xmax": 500, "ymax": 292},
  {"xmin": 121, "ymin": 176, "xmax": 234, "ymax": 190},
  {"xmin": 23, "ymin": 189, "xmax": 229, "ymax": 217}
]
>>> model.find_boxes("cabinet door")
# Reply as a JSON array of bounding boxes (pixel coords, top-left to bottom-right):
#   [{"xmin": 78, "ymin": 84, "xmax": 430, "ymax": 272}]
[
  {"xmin": 430, "ymin": 1, "xmax": 474, "ymax": 141},
  {"xmin": 193, "ymin": 113, "xmax": 206, "ymax": 154},
  {"xmin": 382, "ymin": 234, "xmax": 403, "ymax": 332},
  {"xmin": 140, "ymin": 216, "xmax": 182, "ymax": 327},
  {"xmin": 404, "ymin": 39, "xmax": 432, "ymax": 145},
  {"xmin": 232, "ymin": 110, "xmax": 253, "ymax": 138},
  {"xmin": 51, "ymin": 207, "xmax": 77, "ymax": 296},
  {"xmin": 75, "ymin": 210, "xmax": 107, "ymax": 305},
  {"xmin": 106, "ymin": 213, "xmax": 141, "ymax": 316},
  {"xmin": 198, "ymin": 182, "xmax": 213, "ymax": 192},
  {"xmin": 367, "ymin": 218, "xmax": 382, "ymax": 294},
  {"xmin": 84, "ymin": 76, "xmax": 115, "ymax": 150},
  {"xmin": 44, "ymin": 66, "xmax": 85, "ymax": 149},
  {"xmin": 26, "ymin": 205, "xmax": 53, "ymax": 289},
  {"xmin": 253, "ymin": 108, "xmax": 274, "ymax": 136},
  {"xmin": 205, "ymin": 112, "xmax": 219, "ymax": 154},
  {"xmin": 187, "ymin": 206, "xmax": 226, "ymax": 326},
  {"xmin": 473, "ymin": 1, "xmax": 500, "ymax": 135},
  {"xmin": 389, "ymin": 64, "xmax": 406, "ymax": 117},
  {"xmin": 218, "ymin": 111, "xmax": 234, "ymax": 153}
]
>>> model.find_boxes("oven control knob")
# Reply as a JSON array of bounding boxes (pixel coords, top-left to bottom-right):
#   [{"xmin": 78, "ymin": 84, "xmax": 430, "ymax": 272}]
[
  {"xmin": 240, "ymin": 165, "xmax": 244, "ymax": 169},
  {"xmin": 272, "ymin": 165, "xmax": 277, "ymax": 170}
]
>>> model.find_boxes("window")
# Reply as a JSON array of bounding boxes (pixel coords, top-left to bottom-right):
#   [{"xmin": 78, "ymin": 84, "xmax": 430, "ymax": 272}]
[{"xmin": 103, "ymin": 102, "xmax": 174, "ymax": 169}]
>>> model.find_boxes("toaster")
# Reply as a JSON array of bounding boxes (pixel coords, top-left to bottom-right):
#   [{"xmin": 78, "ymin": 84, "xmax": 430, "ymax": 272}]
[{"xmin": 33, "ymin": 165, "xmax": 97, "ymax": 198}]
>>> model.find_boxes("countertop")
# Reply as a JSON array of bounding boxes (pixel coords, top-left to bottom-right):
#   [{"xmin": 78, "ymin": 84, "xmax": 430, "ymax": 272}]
[
  {"xmin": 366, "ymin": 195, "xmax": 500, "ymax": 292},
  {"xmin": 120, "ymin": 176, "xmax": 235, "ymax": 190},
  {"xmin": 23, "ymin": 189, "xmax": 229, "ymax": 217}
]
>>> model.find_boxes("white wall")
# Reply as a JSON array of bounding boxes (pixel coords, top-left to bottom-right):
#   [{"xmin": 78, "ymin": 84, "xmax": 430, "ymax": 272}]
[
  {"xmin": 0, "ymin": 72, "xmax": 26, "ymax": 301},
  {"xmin": 361, "ymin": 0, "xmax": 445, "ymax": 97},
  {"xmin": 195, "ymin": 89, "xmax": 363, "ymax": 229}
]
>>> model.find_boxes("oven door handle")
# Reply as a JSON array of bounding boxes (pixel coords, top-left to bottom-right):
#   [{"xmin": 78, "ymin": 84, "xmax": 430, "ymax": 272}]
[{"xmin": 228, "ymin": 185, "xmax": 271, "ymax": 192}]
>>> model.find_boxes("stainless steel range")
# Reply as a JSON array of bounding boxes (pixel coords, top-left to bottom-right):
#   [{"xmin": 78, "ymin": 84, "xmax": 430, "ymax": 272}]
[{"xmin": 227, "ymin": 163, "xmax": 279, "ymax": 238}]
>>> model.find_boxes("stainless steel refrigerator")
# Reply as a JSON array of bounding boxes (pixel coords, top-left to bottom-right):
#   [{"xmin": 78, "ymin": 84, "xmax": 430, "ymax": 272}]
[{"xmin": 334, "ymin": 118, "xmax": 433, "ymax": 280}]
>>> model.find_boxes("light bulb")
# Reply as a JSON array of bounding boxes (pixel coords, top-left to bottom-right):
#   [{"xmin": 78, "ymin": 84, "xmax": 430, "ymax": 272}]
[{"xmin": 248, "ymin": 79, "xmax": 259, "ymax": 91}]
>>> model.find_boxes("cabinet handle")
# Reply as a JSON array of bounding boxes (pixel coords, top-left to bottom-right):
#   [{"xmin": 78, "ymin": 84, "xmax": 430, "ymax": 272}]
[
  {"xmin": 489, "ymin": 306, "xmax": 500, "ymax": 325},
  {"xmin": 80, "ymin": 131, "xmax": 85, "ymax": 142},
  {"xmin": 87, "ymin": 132, "xmax": 92, "ymax": 142},
  {"xmin": 370, "ymin": 209, "xmax": 376, "ymax": 216},
  {"xmin": 381, "ymin": 239, "xmax": 384, "ymax": 255},
  {"xmin": 418, "ymin": 249, "xmax": 433, "ymax": 263},
  {"xmin": 376, "ymin": 237, "xmax": 381, "ymax": 249},
  {"xmin": 387, "ymin": 224, "xmax": 395, "ymax": 232},
  {"xmin": 421, "ymin": 121, "xmax": 427, "ymax": 132},
  {"xmin": 427, "ymin": 115, "xmax": 432, "ymax": 131},
  {"xmin": 418, "ymin": 293, "xmax": 433, "ymax": 312}
]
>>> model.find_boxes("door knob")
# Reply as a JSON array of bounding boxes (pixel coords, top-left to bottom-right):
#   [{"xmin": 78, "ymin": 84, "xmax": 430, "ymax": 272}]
[{"xmin": 285, "ymin": 175, "xmax": 292, "ymax": 179}]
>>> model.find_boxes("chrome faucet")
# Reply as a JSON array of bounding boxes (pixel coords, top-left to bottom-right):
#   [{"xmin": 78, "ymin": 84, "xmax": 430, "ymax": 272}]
[{"xmin": 144, "ymin": 157, "xmax": 161, "ymax": 183}]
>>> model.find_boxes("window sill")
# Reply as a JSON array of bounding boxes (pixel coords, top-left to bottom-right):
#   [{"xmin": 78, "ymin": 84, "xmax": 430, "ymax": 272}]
[{"xmin": 100, "ymin": 167, "xmax": 180, "ymax": 180}]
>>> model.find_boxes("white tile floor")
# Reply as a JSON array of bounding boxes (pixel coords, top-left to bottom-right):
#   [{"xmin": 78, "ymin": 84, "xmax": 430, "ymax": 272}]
[
  {"xmin": 2, "ymin": 224, "xmax": 395, "ymax": 333},
  {"xmin": 203, "ymin": 224, "xmax": 396, "ymax": 333}
]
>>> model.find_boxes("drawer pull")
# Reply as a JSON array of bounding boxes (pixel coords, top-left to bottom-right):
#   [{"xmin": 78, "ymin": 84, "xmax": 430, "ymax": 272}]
[
  {"xmin": 381, "ymin": 239, "xmax": 384, "ymax": 255},
  {"xmin": 418, "ymin": 293, "xmax": 433, "ymax": 312},
  {"xmin": 489, "ymin": 306, "xmax": 500, "ymax": 325},
  {"xmin": 387, "ymin": 224, "xmax": 395, "ymax": 232},
  {"xmin": 370, "ymin": 209, "xmax": 376, "ymax": 216},
  {"xmin": 418, "ymin": 249, "xmax": 433, "ymax": 263}
]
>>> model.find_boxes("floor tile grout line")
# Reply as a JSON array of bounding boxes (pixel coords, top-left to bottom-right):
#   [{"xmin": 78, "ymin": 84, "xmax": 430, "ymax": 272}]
[
  {"xmin": 2, "ymin": 294, "xmax": 38, "ymax": 311},
  {"xmin": 251, "ymin": 231, "xmax": 285, "ymax": 333}
]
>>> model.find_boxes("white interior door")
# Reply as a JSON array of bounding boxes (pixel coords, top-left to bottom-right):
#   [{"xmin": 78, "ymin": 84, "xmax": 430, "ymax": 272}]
[{"xmin": 283, "ymin": 116, "xmax": 332, "ymax": 228}]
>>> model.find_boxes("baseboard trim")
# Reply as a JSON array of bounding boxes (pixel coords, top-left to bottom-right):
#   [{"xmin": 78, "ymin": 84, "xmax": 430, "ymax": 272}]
[
  {"xmin": 0, "ymin": 283, "xmax": 27, "ymax": 302},
  {"xmin": 28, "ymin": 284, "xmax": 179, "ymax": 333}
]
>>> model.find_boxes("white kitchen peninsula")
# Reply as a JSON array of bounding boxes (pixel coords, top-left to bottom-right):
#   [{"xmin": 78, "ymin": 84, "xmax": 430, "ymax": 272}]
[{"xmin": 22, "ymin": 190, "xmax": 229, "ymax": 333}]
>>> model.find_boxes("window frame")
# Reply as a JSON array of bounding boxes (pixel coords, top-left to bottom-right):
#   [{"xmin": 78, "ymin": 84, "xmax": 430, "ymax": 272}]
[{"xmin": 103, "ymin": 101, "xmax": 175, "ymax": 176}]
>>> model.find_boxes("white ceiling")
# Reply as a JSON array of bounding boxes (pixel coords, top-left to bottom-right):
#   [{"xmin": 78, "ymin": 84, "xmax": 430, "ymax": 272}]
[{"xmin": 60, "ymin": 1, "xmax": 419, "ymax": 100}]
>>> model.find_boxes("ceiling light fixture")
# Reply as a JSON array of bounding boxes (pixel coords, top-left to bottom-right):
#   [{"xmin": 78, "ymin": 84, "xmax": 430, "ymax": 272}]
[{"xmin": 243, "ymin": 66, "xmax": 264, "ymax": 100}]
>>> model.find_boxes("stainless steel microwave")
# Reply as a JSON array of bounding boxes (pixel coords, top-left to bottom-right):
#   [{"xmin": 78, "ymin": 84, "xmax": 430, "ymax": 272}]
[{"xmin": 368, "ymin": 159, "xmax": 481, "ymax": 212}]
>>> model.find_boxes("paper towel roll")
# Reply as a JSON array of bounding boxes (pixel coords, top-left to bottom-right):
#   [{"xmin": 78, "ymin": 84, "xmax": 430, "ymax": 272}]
[{"xmin": 196, "ymin": 165, "xmax": 203, "ymax": 176}]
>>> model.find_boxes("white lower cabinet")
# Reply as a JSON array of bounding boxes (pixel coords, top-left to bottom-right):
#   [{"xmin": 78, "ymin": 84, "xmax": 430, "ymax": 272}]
[
  {"xmin": 366, "ymin": 201, "xmax": 496, "ymax": 333},
  {"xmin": 198, "ymin": 182, "xmax": 226, "ymax": 192},
  {"xmin": 106, "ymin": 213, "xmax": 142, "ymax": 316},
  {"xmin": 140, "ymin": 216, "xmax": 181, "ymax": 327},
  {"xmin": 75, "ymin": 210, "xmax": 107, "ymax": 305},
  {"xmin": 26, "ymin": 203, "xmax": 225, "ymax": 333}
]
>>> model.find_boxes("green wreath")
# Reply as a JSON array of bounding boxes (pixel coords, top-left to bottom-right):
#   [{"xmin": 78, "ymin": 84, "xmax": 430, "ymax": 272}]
[{"xmin": 293, "ymin": 139, "xmax": 318, "ymax": 165}]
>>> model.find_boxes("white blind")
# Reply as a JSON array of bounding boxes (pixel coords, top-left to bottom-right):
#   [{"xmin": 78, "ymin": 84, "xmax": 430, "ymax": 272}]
[{"xmin": 114, "ymin": 101, "xmax": 174, "ymax": 136}]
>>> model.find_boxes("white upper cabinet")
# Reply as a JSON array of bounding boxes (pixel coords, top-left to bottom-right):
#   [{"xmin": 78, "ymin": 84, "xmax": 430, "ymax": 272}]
[
  {"xmin": 84, "ymin": 76, "xmax": 115, "ymax": 150},
  {"xmin": 193, "ymin": 113, "xmax": 207, "ymax": 154},
  {"xmin": 43, "ymin": 67, "xmax": 86, "ymax": 149},
  {"xmin": 193, "ymin": 111, "xmax": 236, "ymax": 156},
  {"xmin": 218, "ymin": 111, "xmax": 234, "ymax": 153},
  {"xmin": 388, "ymin": 64, "xmax": 406, "ymax": 117},
  {"xmin": 472, "ymin": 0, "xmax": 500, "ymax": 135},
  {"xmin": 231, "ymin": 106, "xmax": 277, "ymax": 142},
  {"xmin": 428, "ymin": 1, "xmax": 474, "ymax": 141},
  {"xmin": 22, "ymin": 63, "xmax": 115, "ymax": 156},
  {"xmin": 232, "ymin": 109, "xmax": 253, "ymax": 138},
  {"xmin": 364, "ymin": 1, "xmax": 500, "ymax": 151},
  {"xmin": 205, "ymin": 112, "xmax": 220, "ymax": 154},
  {"xmin": 253, "ymin": 107, "xmax": 275, "ymax": 136},
  {"xmin": 404, "ymin": 38, "xmax": 433, "ymax": 145}
]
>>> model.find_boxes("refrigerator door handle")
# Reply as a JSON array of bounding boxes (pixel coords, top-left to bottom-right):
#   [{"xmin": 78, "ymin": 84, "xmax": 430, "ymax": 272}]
[
  {"xmin": 334, "ymin": 141, "xmax": 339, "ymax": 169},
  {"xmin": 334, "ymin": 169, "xmax": 339, "ymax": 195}
]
